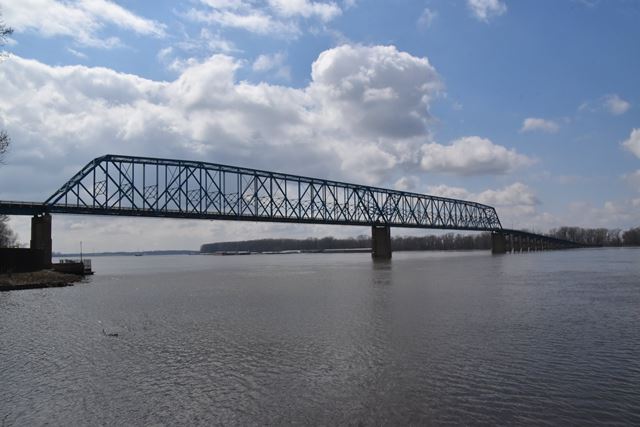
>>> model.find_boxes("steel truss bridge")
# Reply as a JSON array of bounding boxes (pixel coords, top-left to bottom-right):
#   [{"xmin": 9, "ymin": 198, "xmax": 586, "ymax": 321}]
[
  {"xmin": 0, "ymin": 154, "xmax": 582, "ymax": 260},
  {"xmin": 3, "ymin": 154, "xmax": 503, "ymax": 230}
]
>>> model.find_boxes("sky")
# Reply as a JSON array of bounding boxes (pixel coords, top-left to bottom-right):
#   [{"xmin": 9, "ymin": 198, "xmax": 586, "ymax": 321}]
[{"xmin": 0, "ymin": 0, "xmax": 639, "ymax": 252}]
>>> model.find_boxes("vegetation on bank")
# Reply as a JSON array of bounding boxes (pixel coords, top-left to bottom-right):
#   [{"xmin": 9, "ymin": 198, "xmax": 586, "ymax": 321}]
[
  {"xmin": 201, "ymin": 226, "xmax": 640, "ymax": 253},
  {"xmin": 0, "ymin": 215, "xmax": 16, "ymax": 247},
  {"xmin": 547, "ymin": 226, "xmax": 640, "ymax": 247}
]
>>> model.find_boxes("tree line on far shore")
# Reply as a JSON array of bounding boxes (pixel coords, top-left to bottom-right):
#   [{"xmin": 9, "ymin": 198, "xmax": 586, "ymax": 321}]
[
  {"xmin": 200, "ymin": 226, "xmax": 640, "ymax": 253},
  {"xmin": 547, "ymin": 226, "xmax": 640, "ymax": 247},
  {"xmin": 196, "ymin": 232, "xmax": 439, "ymax": 253},
  {"xmin": 200, "ymin": 233, "xmax": 494, "ymax": 253}
]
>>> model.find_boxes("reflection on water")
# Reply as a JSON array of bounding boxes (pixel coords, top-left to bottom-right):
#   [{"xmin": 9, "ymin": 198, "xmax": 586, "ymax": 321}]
[{"xmin": 1, "ymin": 248, "xmax": 640, "ymax": 425}]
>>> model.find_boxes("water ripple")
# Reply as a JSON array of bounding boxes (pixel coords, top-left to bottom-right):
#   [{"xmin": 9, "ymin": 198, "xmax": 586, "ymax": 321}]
[{"xmin": 1, "ymin": 249, "xmax": 639, "ymax": 425}]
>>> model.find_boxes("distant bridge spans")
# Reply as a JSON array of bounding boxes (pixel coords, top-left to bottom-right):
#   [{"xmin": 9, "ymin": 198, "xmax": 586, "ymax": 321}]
[
  {"xmin": 491, "ymin": 229, "xmax": 585, "ymax": 254},
  {"xmin": 43, "ymin": 155, "xmax": 503, "ymax": 231},
  {"xmin": 0, "ymin": 154, "xmax": 584, "ymax": 261}
]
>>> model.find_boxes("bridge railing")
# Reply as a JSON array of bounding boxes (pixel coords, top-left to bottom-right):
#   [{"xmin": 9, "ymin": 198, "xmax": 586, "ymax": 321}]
[{"xmin": 43, "ymin": 154, "xmax": 503, "ymax": 230}]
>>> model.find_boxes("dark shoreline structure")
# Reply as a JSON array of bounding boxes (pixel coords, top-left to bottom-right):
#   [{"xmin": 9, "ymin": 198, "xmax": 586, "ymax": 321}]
[
  {"xmin": 0, "ymin": 270, "xmax": 84, "ymax": 292},
  {"xmin": 201, "ymin": 226, "xmax": 640, "ymax": 254}
]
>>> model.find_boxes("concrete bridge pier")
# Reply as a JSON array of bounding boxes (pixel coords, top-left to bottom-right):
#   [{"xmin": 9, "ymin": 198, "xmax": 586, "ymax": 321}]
[
  {"xmin": 491, "ymin": 232, "xmax": 507, "ymax": 254},
  {"xmin": 371, "ymin": 225, "xmax": 392, "ymax": 259},
  {"xmin": 31, "ymin": 213, "xmax": 52, "ymax": 268}
]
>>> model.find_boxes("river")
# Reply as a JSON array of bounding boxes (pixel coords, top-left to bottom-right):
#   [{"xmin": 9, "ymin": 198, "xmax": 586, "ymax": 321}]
[{"xmin": 1, "ymin": 248, "xmax": 639, "ymax": 425}]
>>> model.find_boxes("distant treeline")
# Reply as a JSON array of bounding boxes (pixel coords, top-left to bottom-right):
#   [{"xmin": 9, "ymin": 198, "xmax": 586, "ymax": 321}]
[
  {"xmin": 201, "ymin": 226, "xmax": 640, "ymax": 253},
  {"xmin": 201, "ymin": 233, "xmax": 492, "ymax": 253},
  {"xmin": 547, "ymin": 226, "xmax": 640, "ymax": 247}
]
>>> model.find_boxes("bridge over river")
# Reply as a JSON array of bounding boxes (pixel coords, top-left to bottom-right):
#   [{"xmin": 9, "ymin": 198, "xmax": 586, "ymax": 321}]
[{"xmin": 0, "ymin": 154, "xmax": 582, "ymax": 266}]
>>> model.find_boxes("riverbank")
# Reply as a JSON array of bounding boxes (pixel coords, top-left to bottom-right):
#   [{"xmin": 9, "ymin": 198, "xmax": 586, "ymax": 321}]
[{"xmin": 0, "ymin": 270, "xmax": 84, "ymax": 292}]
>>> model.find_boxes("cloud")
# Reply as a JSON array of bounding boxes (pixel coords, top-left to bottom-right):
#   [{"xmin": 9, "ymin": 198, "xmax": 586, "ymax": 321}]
[
  {"xmin": 566, "ymin": 199, "xmax": 640, "ymax": 229},
  {"xmin": 394, "ymin": 176, "xmax": 420, "ymax": 191},
  {"xmin": 310, "ymin": 44, "xmax": 441, "ymax": 137},
  {"xmin": 603, "ymin": 94, "xmax": 631, "ymax": 115},
  {"xmin": 428, "ymin": 183, "xmax": 539, "ymax": 209},
  {"xmin": 159, "ymin": 29, "xmax": 240, "ymax": 72},
  {"xmin": 67, "ymin": 48, "xmax": 88, "ymax": 59},
  {"xmin": 197, "ymin": 28, "xmax": 240, "ymax": 53},
  {"xmin": 623, "ymin": 170, "xmax": 640, "ymax": 190},
  {"xmin": 420, "ymin": 136, "xmax": 533, "ymax": 175},
  {"xmin": 2, "ymin": 0, "xmax": 166, "ymax": 48},
  {"xmin": 467, "ymin": 0, "xmax": 507, "ymax": 22},
  {"xmin": 417, "ymin": 8, "xmax": 437, "ymax": 29},
  {"xmin": 425, "ymin": 182, "xmax": 640, "ymax": 232},
  {"xmin": 573, "ymin": 0, "xmax": 600, "ymax": 7},
  {"xmin": 267, "ymin": 0, "xmax": 341, "ymax": 22},
  {"xmin": 425, "ymin": 184, "xmax": 473, "ymax": 201},
  {"xmin": 427, "ymin": 182, "xmax": 541, "ymax": 227},
  {"xmin": 185, "ymin": 0, "xmax": 341, "ymax": 38},
  {"xmin": 622, "ymin": 128, "xmax": 640, "ymax": 159},
  {"xmin": 579, "ymin": 94, "xmax": 632, "ymax": 115},
  {"xmin": 186, "ymin": 8, "xmax": 297, "ymax": 37},
  {"xmin": 521, "ymin": 117, "xmax": 560, "ymax": 133},
  {"xmin": 477, "ymin": 183, "xmax": 540, "ymax": 209},
  {"xmin": 0, "ymin": 45, "xmax": 442, "ymax": 201},
  {"xmin": 252, "ymin": 52, "xmax": 291, "ymax": 80}
]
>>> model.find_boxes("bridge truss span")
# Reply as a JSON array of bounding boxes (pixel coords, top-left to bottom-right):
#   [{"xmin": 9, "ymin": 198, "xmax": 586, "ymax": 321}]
[{"xmin": 43, "ymin": 154, "xmax": 503, "ymax": 231}]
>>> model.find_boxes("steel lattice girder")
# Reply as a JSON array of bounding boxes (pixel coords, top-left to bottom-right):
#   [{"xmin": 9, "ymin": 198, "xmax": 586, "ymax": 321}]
[{"xmin": 43, "ymin": 154, "xmax": 503, "ymax": 231}]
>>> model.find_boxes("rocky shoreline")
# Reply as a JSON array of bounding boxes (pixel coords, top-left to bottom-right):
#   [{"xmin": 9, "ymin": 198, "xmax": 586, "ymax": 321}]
[{"xmin": 0, "ymin": 270, "xmax": 84, "ymax": 292}]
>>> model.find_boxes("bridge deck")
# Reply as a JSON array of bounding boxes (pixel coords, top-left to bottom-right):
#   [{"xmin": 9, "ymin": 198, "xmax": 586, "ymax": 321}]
[
  {"xmin": 0, "ymin": 201, "xmax": 48, "ymax": 216},
  {"xmin": 0, "ymin": 202, "xmax": 500, "ymax": 231}
]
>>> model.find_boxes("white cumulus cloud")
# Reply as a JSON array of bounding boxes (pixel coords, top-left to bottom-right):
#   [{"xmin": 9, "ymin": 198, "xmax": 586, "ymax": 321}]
[
  {"xmin": 0, "ymin": 45, "xmax": 442, "ymax": 201},
  {"xmin": 521, "ymin": 117, "xmax": 560, "ymax": 133},
  {"xmin": 622, "ymin": 128, "xmax": 640, "ymax": 159},
  {"xmin": 420, "ymin": 136, "xmax": 533, "ymax": 175},
  {"xmin": 467, "ymin": 0, "xmax": 507, "ymax": 22}
]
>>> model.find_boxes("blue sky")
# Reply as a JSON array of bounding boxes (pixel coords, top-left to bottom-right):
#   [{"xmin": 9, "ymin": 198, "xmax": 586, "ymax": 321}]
[{"xmin": 1, "ymin": 0, "xmax": 639, "ymax": 251}]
